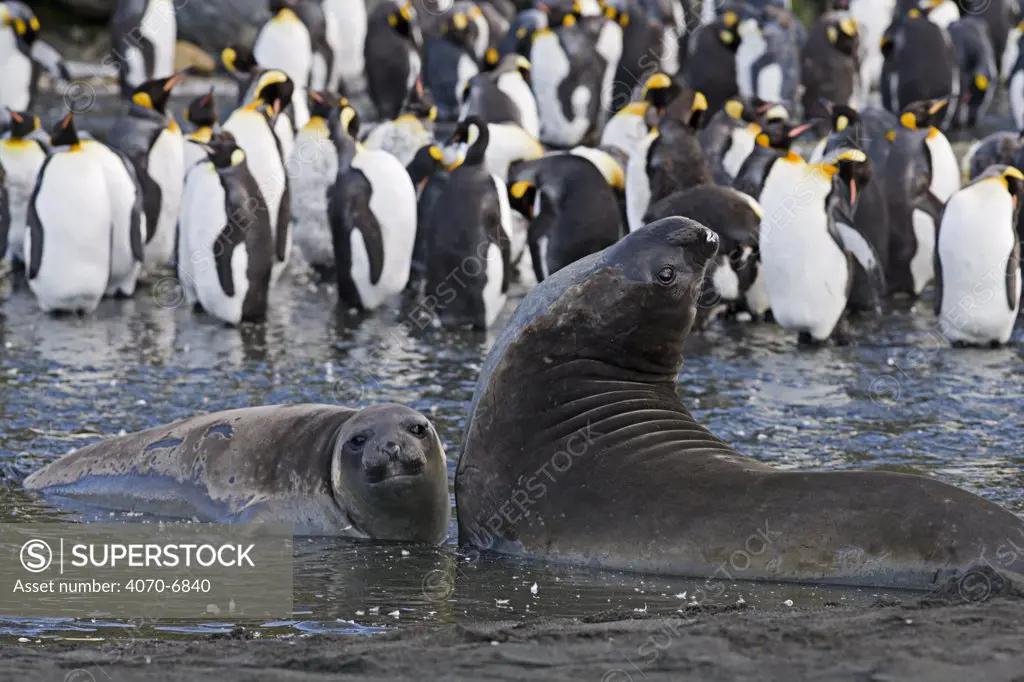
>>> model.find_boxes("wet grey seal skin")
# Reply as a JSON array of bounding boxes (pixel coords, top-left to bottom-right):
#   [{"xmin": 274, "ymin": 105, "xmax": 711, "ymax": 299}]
[
  {"xmin": 24, "ymin": 404, "xmax": 450, "ymax": 543},
  {"xmin": 455, "ymin": 216, "xmax": 1024, "ymax": 591}
]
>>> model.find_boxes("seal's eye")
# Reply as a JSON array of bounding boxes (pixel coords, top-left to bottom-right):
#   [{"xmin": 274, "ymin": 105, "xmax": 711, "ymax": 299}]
[
  {"xmin": 409, "ymin": 423, "xmax": 428, "ymax": 438},
  {"xmin": 349, "ymin": 434, "xmax": 368, "ymax": 448},
  {"xmin": 657, "ymin": 266, "xmax": 676, "ymax": 285}
]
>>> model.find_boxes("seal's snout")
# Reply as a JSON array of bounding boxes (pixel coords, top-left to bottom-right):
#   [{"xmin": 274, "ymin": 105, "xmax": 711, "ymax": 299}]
[
  {"xmin": 363, "ymin": 437, "xmax": 427, "ymax": 483},
  {"xmin": 670, "ymin": 222, "xmax": 719, "ymax": 263}
]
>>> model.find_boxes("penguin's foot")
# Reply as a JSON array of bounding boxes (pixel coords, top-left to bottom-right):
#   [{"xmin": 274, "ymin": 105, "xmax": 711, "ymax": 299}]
[
  {"xmin": 192, "ymin": 302, "xmax": 205, "ymax": 314},
  {"xmin": 797, "ymin": 331, "xmax": 824, "ymax": 347},
  {"xmin": 832, "ymin": 319, "xmax": 854, "ymax": 347}
]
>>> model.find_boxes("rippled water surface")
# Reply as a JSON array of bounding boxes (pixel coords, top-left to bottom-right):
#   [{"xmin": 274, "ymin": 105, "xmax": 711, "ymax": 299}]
[{"xmin": 1, "ymin": 87, "xmax": 1022, "ymax": 643}]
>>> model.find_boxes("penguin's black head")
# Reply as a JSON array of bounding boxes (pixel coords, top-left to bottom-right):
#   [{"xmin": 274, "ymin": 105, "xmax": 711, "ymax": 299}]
[
  {"xmin": 6, "ymin": 109, "xmax": 40, "ymax": 138},
  {"xmin": 757, "ymin": 107, "xmax": 812, "ymax": 150},
  {"xmin": 385, "ymin": 2, "xmax": 422, "ymax": 49},
  {"xmin": 252, "ymin": 70, "xmax": 294, "ymax": 117},
  {"xmin": 339, "ymin": 99, "xmax": 361, "ymax": 138},
  {"xmin": 221, "ymin": 45, "xmax": 258, "ymax": 75},
  {"xmin": 2, "ymin": 3, "xmax": 40, "ymax": 47},
  {"xmin": 510, "ymin": 54, "xmax": 532, "ymax": 88},
  {"xmin": 132, "ymin": 72, "xmax": 187, "ymax": 114},
  {"xmin": 820, "ymin": 148, "xmax": 870, "ymax": 224},
  {"xmin": 899, "ymin": 98, "xmax": 948, "ymax": 130},
  {"xmin": 205, "ymin": 131, "xmax": 247, "ymax": 170},
  {"xmin": 441, "ymin": 6, "xmax": 482, "ymax": 54},
  {"xmin": 536, "ymin": 0, "xmax": 582, "ymax": 28},
  {"xmin": 659, "ymin": 87, "xmax": 710, "ymax": 130},
  {"xmin": 445, "ymin": 116, "xmax": 489, "ymax": 168},
  {"xmin": 825, "ymin": 16, "xmax": 858, "ymax": 56},
  {"xmin": 714, "ymin": 7, "xmax": 747, "ymax": 52},
  {"xmin": 406, "ymin": 144, "xmax": 446, "ymax": 190},
  {"xmin": 602, "ymin": 3, "xmax": 630, "ymax": 28},
  {"xmin": 50, "ymin": 111, "xmax": 79, "ymax": 147},
  {"xmin": 404, "ymin": 78, "xmax": 437, "ymax": 121},
  {"xmin": 308, "ymin": 90, "xmax": 342, "ymax": 120},
  {"xmin": 507, "ymin": 180, "xmax": 540, "ymax": 218},
  {"xmin": 268, "ymin": 0, "xmax": 296, "ymax": 14},
  {"xmin": 830, "ymin": 104, "xmax": 861, "ymax": 134},
  {"xmin": 723, "ymin": 97, "xmax": 764, "ymax": 125},
  {"xmin": 641, "ymin": 73, "xmax": 682, "ymax": 115},
  {"xmin": 184, "ymin": 89, "xmax": 217, "ymax": 128}
]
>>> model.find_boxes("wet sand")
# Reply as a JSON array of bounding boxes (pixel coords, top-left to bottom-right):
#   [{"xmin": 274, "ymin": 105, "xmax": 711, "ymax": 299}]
[{"xmin": 3, "ymin": 596, "xmax": 1024, "ymax": 681}]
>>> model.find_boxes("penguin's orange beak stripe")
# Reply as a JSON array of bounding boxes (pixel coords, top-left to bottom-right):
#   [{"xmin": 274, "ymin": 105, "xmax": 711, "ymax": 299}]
[
  {"xmin": 164, "ymin": 71, "xmax": 187, "ymax": 92},
  {"xmin": 10, "ymin": 111, "xmax": 23, "ymax": 123},
  {"xmin": 61, "ymin": 111, "xmax": 73, "ymax": 126}
]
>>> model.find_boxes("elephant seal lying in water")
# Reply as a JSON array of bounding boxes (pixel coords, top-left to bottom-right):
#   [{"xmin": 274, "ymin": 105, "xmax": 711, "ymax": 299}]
[
  {"xmin": 455, "ymin": 216, "xmax": 1024, "ymax": 590},
  {"xmin": 25, "ymin": 403, "xmax": 450, "ymax": 543}
]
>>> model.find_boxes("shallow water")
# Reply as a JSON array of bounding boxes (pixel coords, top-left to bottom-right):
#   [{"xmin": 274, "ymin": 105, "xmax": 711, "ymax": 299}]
[{"xmin": 2, "ymin": 83, "xmax": 1022, "ymax": 642}]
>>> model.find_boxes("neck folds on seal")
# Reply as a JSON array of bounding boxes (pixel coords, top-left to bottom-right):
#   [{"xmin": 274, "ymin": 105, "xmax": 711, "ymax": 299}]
[{"xmin": 457, "ymin": 219, "xmax": 738, "ymax": 553}]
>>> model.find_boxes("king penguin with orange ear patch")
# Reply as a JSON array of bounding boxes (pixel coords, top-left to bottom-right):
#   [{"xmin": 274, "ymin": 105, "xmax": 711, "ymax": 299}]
[
  {"xmin": 328, "ymin": 102, "xmax": 418, "ymax": 311},
  {"xmin": 107, "ymin": 71, "xmax": 187, "ymax": 272},
  {"xmin": 935, "ymin": 165, "xmax": 1023, "ymax": 347},
  {"xmin": 0, "ymin": 109, "xmax": 47, "ymax": 269},
  {"xmin": 758, "ymin": 148, "xmax": 871, "ymax": 344},
  {"xmin": 883, "ymin": 97, "xmax": 960, "ymax": 297},
  {"xmin": 183, "ymin": 88, "xmax": 219, "ymax": 169},
  {"xmin": 26, "ymin": 112, "xmax": 111, "ymax": 315}
]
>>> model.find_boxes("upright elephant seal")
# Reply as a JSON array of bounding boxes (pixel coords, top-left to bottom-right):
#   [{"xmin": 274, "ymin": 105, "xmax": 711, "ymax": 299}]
[
  {"xmin": 25, "ymin": 404, "xmax": 450, "ymax": 543},
  {"xmin": 455, "ymin": 217, "xmax": 1024, "ymax": 591}
]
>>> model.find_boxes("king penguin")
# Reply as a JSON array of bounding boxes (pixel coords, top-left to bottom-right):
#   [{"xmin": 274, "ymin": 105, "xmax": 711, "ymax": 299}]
[
  {"xmin": 365, "ymin": 1, "xmax": 423, "ymax": 120},
  {"xmin": 883, "ymin": 7, "xmax": 959, "ymax": 129},
  {"xmin": 758, "ymin": 148, "xmax": 870, "ymax": 343},
  {"xmin": 801, "ymin": 14, "xmax": 861, "ymax": 121},
  {"xmin": 424, "ymin": 8, "xmax": 481, "ymax": 120},
  {"xmin": 26, "ymin": 113, "xmax": 112, "ymax": 315},
  {"xmin": 0, "ymin": 3, "xmax": 69, "ymax": 114},
  {"xmin": 625, "ymin": 76, "xmax": 711, "ymax": 232},
  {"xmin": 110, "ymin": 0, "xmax": 177, "ymax": 98},
  {"xmin": 0, "ymin": 109, "xmax": 46, "ymax": 268},
  {"xmin": 178, "ymin": 132, "xmax": 274, "ymax": 325},
  {"xmin": 936, "ymin": 165, "xmax": 1022, "ymax": 346},
  {"xmin": 460, "ymin": 54, "xmax": 539, "ymax": 139},
  {"xmin": 948, "ymin": 16, "xmax": 997, "ymax": 128},
  {"xmin": 530, "ymin": 19, "xmax": 604, "ymax": 148},
  {"xmin": 252, "ymin": 0, "xmax": 316, "ymax": 129},
  {"xmin": 328, "ymin": 102, "xmax": 419, "ymax": 311},
  {"xmin": 107, "ymin": 71, "xmax": 186, "ymax": 273},
  {"xmin": 424, "ymin": 117, "xmax": 513, "ymax": 329},
  {"xmin": 883, "ymin": 98, "xmax": 960, "ymax": 296},
  {"xmin": 222, "ymin": 69, "xmax": 295, "ymax": 286},
  {"xmin": 183, "ymin": 88, "xmax": 219, "ymax": 170}
]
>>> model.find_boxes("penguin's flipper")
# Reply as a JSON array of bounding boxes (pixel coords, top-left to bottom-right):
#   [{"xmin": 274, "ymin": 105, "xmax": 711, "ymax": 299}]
[
  {"xmin": 26, "ymin": 190, "xmax": 45, "ymax": 281},
  {"xmin": 0, "ymin": 171, "xmax": 10, "ymax": 261},
  {"xmin": 136, "ymin": 168, "xmax": 163, "ymax": 245},
  {"xmin": 913, "ymin": 190, "xmax": 945, "ymax": 224},
  {"xmin": 934, "ymin": 246, "xmax": 944, "ymax": 318},
  {"xmin": 836, "ymin": 222, "xmax": 887, "ymax": 299},
  {"xmin": 30, "ymin": 40, "xmax": 70, "ymax": 82},
  {"xmin": 214, "ymin": 230, "xmax": 238, "ymax": 299},
  {"xmin": 275, "ymin": 179, "xmax": 292, "ymax": 264},
  {"xmin": 1007, "ymin": 239, "xmax": 1021, "ymax": 312},
  {"xmin": 116, "ymin": 149, "xmax": 147, "ymax": 262},
  {"xmin": 346, "ymin": 184, "xmax": 385, "ymax": 285}
]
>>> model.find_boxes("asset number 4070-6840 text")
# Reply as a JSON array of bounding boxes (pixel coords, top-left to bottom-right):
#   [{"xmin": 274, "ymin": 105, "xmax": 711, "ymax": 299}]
[{"xmin": 125, "ymin": 579, "xmax": 211, "ymax": 593}]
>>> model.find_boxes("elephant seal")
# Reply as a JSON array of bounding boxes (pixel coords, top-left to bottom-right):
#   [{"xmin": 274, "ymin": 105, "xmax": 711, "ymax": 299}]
[
  {"xmin": 25, "ymin": 404, "xmax": 450, "ymax": 543},
  {"xmin": 455, "ymin": 217, "xmax": 1024, "ymax": 591}
]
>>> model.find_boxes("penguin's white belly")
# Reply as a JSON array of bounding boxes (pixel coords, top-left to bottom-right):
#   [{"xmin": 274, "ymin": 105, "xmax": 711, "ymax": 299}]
[
  {"xmin": 347, "ymin": 150, "xmax": 417, "ymax": 309},
  {"xmin": 145, "ymin": 126, "xmax": 185, "ymax": 270},
  {"xmin": 625, "ymin": 132, "xmax": 656, "ymax": 232},
  {"xmin": 456, "ymin": 53, "xmax": 479, "ymax": 106},
  {"xmin": 481, "ymin": 241, "xmax": 507, "ymax": 328},
  {"xmin": 722, "ymin": 128, "xmax": 758, "ymax": 179},
  {"xmin": 600, "ymin": 112, "xmax": 647, "ymax": 158},
  {"xmin": 254, "ymin": 19, "xmax": 313, "ymax": 90},
  {"xmin": 224, "ymin": 112, "xmax": 287, "ymax": 272},
  {"xmin": 493, "ymin": 173, "xmax": 516, "ymax": 255},
  {"xmin": 808, "ymin": 138, "xmax": 827, "ymax": 164},
  {"xmin": 84, "ymin": 141, "xmax": 144, "ymax": 297},
  {"xmin": 660, "ymin": 26, "xmax": 680, "ymax": 75},
  {"xmin": 497, "ymin": 73, "xmax": 540, "ymax": 139},
  {"xmin": 926, "ymin": 134, "xmax": 960, "ymax": 202},
  {"xmin": 407, "ymin": 50, "xmax": 422, "ymax": 92},
  {"xmin": 483, "ymin": 124, "xmax": 545, "ymax": 182},
  {"xmin": 325, "ymin": 0, "xmax": 366, "ymax": 86},
  {"xmin": 0, "ymin": 141, "xmax": 46, "ymax": 263},
  {"xmin": 756, "ymin": 63, "xmax": 784, "ymax": 103},
  {"xmin": 735, "ymin": 42, "xmax": 764, "ymax": 97},
  {"xmin": 744, "ymin": 264, "xmax": 771, "ymax": 316},
  {"xmin": 595, "ymin": 24, "xmax": 623, "ymax": 113},
  {"xmin": 140, "ymin": 0, "xmax": 177, "ymax": 79},
  {"xmin": 180, "ymin": 164, "xmax": 249, "ymax": 325},
  {"xmin": 363, "ymin": 117, "xmax": 432, "ymax": 167},
  {"xmin": 536, "ymin": 234, "xmax": 551, "ymax": 281},
  {"xmin": 177, "ymin": 163, "xmax": 204, "ymax": 306},
  {"xmin": 531, "ymin": 34, "xmax": 591, "ymax": 148},
  {"xmin": 711, "ymin": 256, "xmax": 741, "ymax": 302},
  {"xmin": 0, "ymin": 49, "xmax": 32, "ymax": 111},
  {"xmin": 28, "ymin": 153, "xmax": 112, "ymax": 313},
  {"xmin": 290, "ymin": 123, "xmax": 338, "ymax": 269},
  {"xmin": 1010, "ymin": 71, "xmax": 1024, "ymax": 130},
  {"xmin": 275, "ymin": 113, "xmax": 297, "ymax": 161},
  {"xmin": 1001, "ymin": 31, "xmax": 1021, "ymax": 83},
  {"xmin": 758, "ymin": 166, "xmax": 849, "ymax": 340},
  {"xmin": 937, "ymin": 184, "xmax": 1019, "ymax": 344},
  {"xmin": 909, "ymin": 209, "xmax": 936, "ymax": 295},
  {"xmin": 123, "ymin": 45, "xmax": 147, "ymax": 89}
]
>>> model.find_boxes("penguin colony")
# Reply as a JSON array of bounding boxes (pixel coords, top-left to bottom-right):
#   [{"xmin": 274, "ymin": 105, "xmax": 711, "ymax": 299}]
[{"xmin": 0, "ymin": 0, "xmax": 1022, "ymax": 346}]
